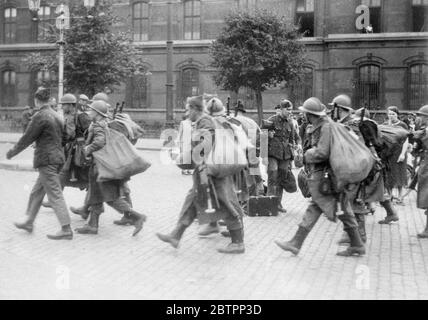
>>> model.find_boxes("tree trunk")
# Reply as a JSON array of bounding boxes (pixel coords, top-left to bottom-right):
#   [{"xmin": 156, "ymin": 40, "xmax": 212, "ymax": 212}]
[{"xmin": 255, "ymin": 89, "xmax": 263, "ymax": 125}]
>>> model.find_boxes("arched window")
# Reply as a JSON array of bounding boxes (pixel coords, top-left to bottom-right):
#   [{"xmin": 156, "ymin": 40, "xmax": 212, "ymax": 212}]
[
  {"xmin": 133, "ymin": 1, "xmax": 149, "ymax": 41},
  {"xmin": 38, "ymin": 5, "xmax": 54, "ymax": 42},
  {"xmin": 128, "ymin": 73, "xmax": 149, "ymax": 108},
  {"xmin": 3, "ymin": 7, "xmax": 17, "ymax": 44},
  {"xmin": 1, "ymin": 70, "xmax": 17, "ymax": 107},
  {"xmin": 184, "ymin": 0, "xmax": 201, "ymax": 40},
  {"xmin": 289, "ymin": 67, "xmax": 313, "ymax": 107},
  {"xmin": 355, "ymin": 64, "xmax": 381, "ymax": 109},
  {"xmin": 181, "ymin": 67, "xmax": 200, "ymax": 107},
  {"xmin": 408, "ymin": 63, "xmax": 428, "ymax": 110}
]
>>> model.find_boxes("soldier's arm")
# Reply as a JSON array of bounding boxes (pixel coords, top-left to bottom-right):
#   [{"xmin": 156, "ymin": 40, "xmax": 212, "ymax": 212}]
[
  {"xmin": 85, "ymin": 123, "xmax": 107, "ymax": 155},
  {"xmin": 304, "ymin": 123, "xmax": 331, "ymax": 164},
  {"xmin": 7, "ymin": 114, "xmax": 44, "ymax": 159}
]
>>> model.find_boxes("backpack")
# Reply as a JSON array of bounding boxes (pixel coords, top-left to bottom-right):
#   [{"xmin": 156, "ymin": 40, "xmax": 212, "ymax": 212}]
[{"xmin": 377, "ymin": 125, "xmax": 409, "ymax": 159}]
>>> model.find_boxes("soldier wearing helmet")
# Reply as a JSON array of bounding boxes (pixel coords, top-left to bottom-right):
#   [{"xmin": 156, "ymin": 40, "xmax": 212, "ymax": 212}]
[
  {"xmin": 262, "ymin": 99, "xmax": 301, "ymax": 213},
  {"xmin": 78, "ymin": 94, "xmax": 90, "ymax": 112},
  {"xmin": 275, "ymin": 97, "xmax": 366, "ymax": 257},
  {"xmin": 75, "ymin": 100, "xmax": 147, "ymax": 237},
  {"xmin": 413, "ymin": 105, "xmax": 428, "ymax": 238}
]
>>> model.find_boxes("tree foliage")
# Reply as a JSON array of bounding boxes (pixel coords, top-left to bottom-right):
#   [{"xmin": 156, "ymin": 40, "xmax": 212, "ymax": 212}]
[
  {"xmin": 24, "ymin": 3, "xmax": 145, "ymax": 97},
  {"xmin": 210, "ymin": 10, "xmax": 307, "ymax": 123}
]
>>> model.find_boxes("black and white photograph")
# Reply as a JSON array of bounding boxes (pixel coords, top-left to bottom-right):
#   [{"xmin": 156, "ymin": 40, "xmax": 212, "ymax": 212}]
[{"xmin": 0, "ymin": 0, "xmax": 427, "ymax": 305}]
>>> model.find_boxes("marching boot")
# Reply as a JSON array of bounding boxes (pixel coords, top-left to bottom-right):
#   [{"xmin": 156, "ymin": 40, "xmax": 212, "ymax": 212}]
[
  {"xmin": 47, "ymin": 225, "xmax": 73, "ymax": 240},
  {"xmin": 356, "ymin": 213, "xmax": 367, "ymax": 243},
  {"xmin": 221, "ymin": 230, "xmax": 231, "ymax": 238},
  {"xmin": 198, "ymin": 222, "xmax": 220, "ymax": 236},
  {"xmin": 75, "ymin": 211, "xmax": 99, "ymax": 234},
  {"xmin": 70, "ymin": 205, "xmax": 90, "ymax": 220},
  {"xmin": 336, "ymin": 228, "xmax": 366, "ymax": 257},
  {"xmin": 417, "ymin": 213, "xmax": 428, "ymax": 239},
  {"xmin": 41, "ymin": 201, "xmax": 52, "ymax": 208},
  {"xmin": 113, "ymin": 211, "xmax": 134, "ymax": 226},
  {"xmin": 14, "ymin": 220, "xmax": 34, "ymax": 233},
  {"xmin": 217, "ymin": 228, "xmax": 245, "ymax": 254},
  {"xmin": 274, "ymin": 226, "xmax": 310, "ymax": 255},
  {"xmin": 378, "ymin": 200, "xmax": 399, "ymax": 224},
  {"xmin": 337, "ymin": 231, "xmax": 350, "ymax": 245},
  {"xmin": 156, "ymin": 223, "xmax": 187, "ymax": 249},
  {"xmin": 277, "ymin": 188, "xmax": 287, "ymax": 213},
  {"xmin": 128, "ymin": 210, "xmax": 147, "ymax": 236}
]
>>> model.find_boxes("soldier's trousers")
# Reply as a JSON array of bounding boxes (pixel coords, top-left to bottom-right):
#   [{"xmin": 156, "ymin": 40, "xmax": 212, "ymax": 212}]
[
  {"xmin": 298, "ymin": 200, "xmax": 358, "ymax": 232},
  {"xmin": 178, "ymin": 203, "xmax": 243, "ymax": 231},
  {"xmin": 267, "ymin": 157, "xmax": 291, "ymax": 199},
  {"xmin": 25, "ymin": 164, "xmax": 71, "ymax": 226}
]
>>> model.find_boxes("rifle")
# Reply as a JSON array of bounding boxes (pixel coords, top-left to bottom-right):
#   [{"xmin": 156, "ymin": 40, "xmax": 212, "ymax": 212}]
[
  {"xmin": 226, "ymin": 96, "xmax": 230, "ymax": 116},
  {"xmin": 119, "ymin": 101, "xmax": 125, "ymax": 114},
  {"xmin": 113, "ymin": 102, "xmax": 120, "ymax": 119}
]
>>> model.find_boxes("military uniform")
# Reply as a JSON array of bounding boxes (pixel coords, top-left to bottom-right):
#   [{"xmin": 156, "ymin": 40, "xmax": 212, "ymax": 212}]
[{"xmin": 263, "ymin": 114, "xmax": 300, "ymax": 206}]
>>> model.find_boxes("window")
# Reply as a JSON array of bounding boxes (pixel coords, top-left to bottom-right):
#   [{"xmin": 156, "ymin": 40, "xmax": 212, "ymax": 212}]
[
  {"xmin": 239, "ymin": 0, "xmax": 258, "ymax": 11},
  {"xmin": 133, "ymin": 1, "xmax": 149, "ymax": 41},
  {"xmin": 1, "ymin": 70, "xmax": 17, "ymax": 107},
  {"xmin": 355, "ymin": 64, "xmax": 381, "ymax": 109},
  {"xmin": 412, "ymin": 0, "xmax": 428, "ymax": 32},
  {"xmin": 184, "ymin": 0, "xmax": 201, "ymax": 40},
  {"xmin": 289, "ymin": 67, "xmax": 313, "ymax": 107},
  {"xmin": 181, "ymin": 67, "xmax": 199, "ymax": 107},
  {"xmin": 295, "ymin": 0, "xmax": 314, "ymax": 37},
  {"xmin": 38, "ymin": 5, "xmax": 54, "ymax": 41},
  {"xmin": 408, "ymin": 64, "xmax": 428, "ymax": 110},
  {"xmin": 361, "ymin": 0, "xmax": 381, "ymax": 33},
  {"xmin": 128, "ymin": 74, "xmax": 148, "ymax": 108},
  {"xmin": 4, "ymin": 8, "xmax": 17, "ymax": 44}
]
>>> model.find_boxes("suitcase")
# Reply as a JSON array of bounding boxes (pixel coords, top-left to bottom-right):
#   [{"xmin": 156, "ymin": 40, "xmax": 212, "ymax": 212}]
[{"xmin": 247, "ymin": 195, "xmax": 280, "ymax": 217}]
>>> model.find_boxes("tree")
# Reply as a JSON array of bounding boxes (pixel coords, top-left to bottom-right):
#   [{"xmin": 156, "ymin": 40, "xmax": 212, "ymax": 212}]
[
  {"xmin": 210, "ymin": 10, "xmax": 307, "ymax": 124},
  {"xmin": 24, "ymin": 3, "xmax": 145, "ymax": 97}
]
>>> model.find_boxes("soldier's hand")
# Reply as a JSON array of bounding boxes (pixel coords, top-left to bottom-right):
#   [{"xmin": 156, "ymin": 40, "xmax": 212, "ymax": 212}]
[{"xmin": 6, "ymin": 150, "xmax": 13, "ymax": 160}]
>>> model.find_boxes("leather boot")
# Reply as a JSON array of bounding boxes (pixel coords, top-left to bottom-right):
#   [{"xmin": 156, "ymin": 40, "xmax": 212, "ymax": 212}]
[
  {"xmin": 70, "ymin": 205, "xmax": 90, "ymax": 220},
  {"xmin": 75, "ymin": 211, "xmax": 99, "ymax": 234},
  {"xmin": 337, "ymin": 231, "xmax": 350, "ymax": 245},
  {"xmin": 47, "ymin": 225, "xmax": 73, "ymax": 240},
  {"xmin": 336, "ymin": 228, "xmax": 365, "ymax": 256},
  {"xmin": 417, "ymin": 213, "xmax": 428, "ymax": 239},
  {"xmin": 198, "ymin": 222, "xmax": 220, "ymax": 236},
  {"xmin": 356, "ymin": 213, "xmax": 367, "ymax": 243},
  {"xmin": 217, "ymin": 228, "xmax": 245, "ymax": 254},
  {"xmin": 378, "ymin": 200, "xmax": 399, "ymax": 224},
  {"xmin": 14, "ymin": 220, "xmax": 34, "ymax": 233},
  {"xmin": 274, "ymin": 226, "xmax": 310, "ymax": 255},
  {"xmin": 277, "ymin": 188, "xmax": 287, "ymax": 213},
  {"xmin": 124, "ymin": 193, "xmax": 133, "ymax": 208},
  {"xmin": 221, "ymin": 230, "xmax": 231, "ymax": 238},
  {"xmin": 156, "ymin": 223, "xmax": 187, "ymax": 249},
  {"xmin": 113, "ymin": 212, "xmax": 134, "ymax": 226},
  {"xmin": 128, "ymin": 210, "xmax": 147, "ymax": 236},
  {"xmin": 42, "ymin": 201, "xmax": 52, "ymax": 208}
]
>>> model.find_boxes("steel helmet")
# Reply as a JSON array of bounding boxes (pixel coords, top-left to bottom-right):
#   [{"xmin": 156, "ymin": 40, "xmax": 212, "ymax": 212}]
[
  {"xmin": 60, "ymin": 93, "xmax": 77, "ymax": 104},
  {"xmin": 329, "ymin": 94, "xmax": 353, "ymax": 111},
  {"xmin": 416, "ymin": 105, "xmax": 428, "ymax": 117},
  {"xmin": 79, "ymin": 94, "xmax": 89, "ymax": 101},
  {"xmin": 298, "ymin": 97, "xmax": 327, "ymax": 116},
  {"xmin": 92, "ymin": 92, "xmax": 109, "ymax": 103},
  {"xmin": 280, "ymin": 99, "xmax": 293, "ymax": 109},
  {"xmin": 87, "ymin": 100, "xmax": 109, "ymax": 117}
]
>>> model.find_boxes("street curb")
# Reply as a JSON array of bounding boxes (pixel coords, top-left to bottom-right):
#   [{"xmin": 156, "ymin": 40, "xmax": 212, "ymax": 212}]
[{"xmin": 0, "ymin": 162, "xmax": 35, "ymax": 172}]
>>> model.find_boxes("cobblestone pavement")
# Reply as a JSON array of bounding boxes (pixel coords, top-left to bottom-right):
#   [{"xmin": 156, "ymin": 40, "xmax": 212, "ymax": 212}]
[{"xmin": 0, "ymin": 144, "xmax": 427, "ymax": 300}]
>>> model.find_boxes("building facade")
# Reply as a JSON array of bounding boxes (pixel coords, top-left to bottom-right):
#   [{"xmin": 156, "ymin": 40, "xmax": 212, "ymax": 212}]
[{"xmin": 0, "ymin": 0, "xmax": 427, "ymax": 125}]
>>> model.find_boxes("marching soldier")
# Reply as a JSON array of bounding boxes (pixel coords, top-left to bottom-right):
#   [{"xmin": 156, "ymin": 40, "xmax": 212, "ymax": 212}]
[
  {"xmin": 262, "ymin": 99, "xmax": 301, "ymax": 213},
  {"xmin": 157, "ymin": 96, "xmax": 246, "ymax": 254},
  {"xmin": 275, "ymin": 97, "xmax": 366, "ymax": 257},
  {"xmin": 75, "ymin": 100, "xmax": 146, "ymax": 237},
  {"xmin": 413, "ymin": 105, "xmax": 428, "ymax": 238},
  {"xmin": 8, "ymin": 87, "xmax": 73, "ymax": 240}
]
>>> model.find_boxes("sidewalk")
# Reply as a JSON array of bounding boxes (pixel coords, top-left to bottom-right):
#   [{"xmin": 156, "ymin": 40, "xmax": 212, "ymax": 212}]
[{"xmin": 0, "ymin": 132, "xmax": 163, "ymax": 171}]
